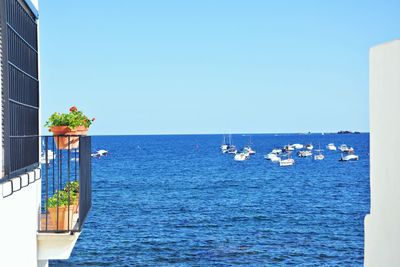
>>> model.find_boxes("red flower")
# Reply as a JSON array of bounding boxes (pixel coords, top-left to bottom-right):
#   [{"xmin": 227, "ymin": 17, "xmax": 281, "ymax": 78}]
[
  {"xmin": 69, "ymin": 106, "xmax": 78, "ymax": 112},
  {"xmin": 92, "ymin": 118, "xmax": 96, "ymax": 121}
]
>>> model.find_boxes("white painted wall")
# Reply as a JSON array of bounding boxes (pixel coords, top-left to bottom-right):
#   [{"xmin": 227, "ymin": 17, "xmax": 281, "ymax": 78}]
[
  {"xmin": 365, "ymin": 39, "xmax": 400, "ymax": 266},
  {"xmin": 0, "ymin": 170, "xmax": 41, "ymax": 267}
]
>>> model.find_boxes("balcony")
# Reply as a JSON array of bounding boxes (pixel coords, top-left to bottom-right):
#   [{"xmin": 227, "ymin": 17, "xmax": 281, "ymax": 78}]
[{"xmin": 37, "ymin": 135, "xmax": 92, "ymax": 260}]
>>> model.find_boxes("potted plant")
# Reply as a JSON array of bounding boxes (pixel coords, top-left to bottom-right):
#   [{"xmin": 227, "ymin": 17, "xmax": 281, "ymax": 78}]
[
  {"xmin": 45, "ymin": 106, "xmax": 95, "ymax": 149},
  {"xmin": 47, "ymin": 190, "xmax": 77, "ymax": 230},
  {"xmin": 65, "ymin": 181, "xmax": 79, "ymax": 213}
]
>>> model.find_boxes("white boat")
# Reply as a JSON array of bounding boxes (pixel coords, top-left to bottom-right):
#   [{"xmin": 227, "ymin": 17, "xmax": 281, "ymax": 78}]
[
  {"xmin": 265, "ymin": 153, "xmax": 279, "ymax": 160},
  {"xmin": 234, "ymin": 152, "xmax": 249, "ymax": 161},
  {"xmin": 91, "ymin": 149, "xmax": 108, "ymax": 157},
  {"xmin": 270, "ymin": 156, "xmax": 281, "ymax": 163},
  {"xmin": 306, "ymin": 144, "xmax": 313, "ymax": 150},
  {"xmin": 314, "ymin": 146, "xmax": 324, "ymax": 160},
  {"xmin": 284, "ymin": 145, "xmax": 295, "ymax": 151},
  {"xmin": 298, "ymin": 150, "xmax": 312, "ymax": 157},
  {"xmin": 347, "ymin": 147, "xmax": 355, "ymax": 154},
  {"xmin": 314, "ymin": 154, "xmax": 325, "ymax": 160},
  {"xmin": 326, "ymin": 143, "xmax": 337, "ymax": 151},
  {"xmin": 227, "ymin": 145, "xmax": 237, "ymax": 154},
  {"xmin": 280, "ymin": 152, "xmax": 295, "ymax": 166},
  {"xmin": 280, "ymin": 158, "xmax": 294, "ymax": 166},
  {"xmin": 40, "ymin": 150, "xmax": 56, "ymax": 164},
  {"xmin": 244, "ymin": 136, "xmax": 256, "ymax": 155},
  {"xmin": 243, "ymin": 146, "xmax": 256, "ymax": 155},
  {"xmin": 339, "ymin": 144, "xmax": 350, "ymax": 152},
  {"xmin": 220, "ymin": 135, "xmax": 229, "ymax": 153},
  {"xmin": 340, "ymin": 154, "xmax": 359, "ymax": 161},
  {"xmin": 226, "ymin": 135, "xmax": 237, "ymax": 154},
  {"xmin": 265, "ymin": 153, "xmax": 276, "ymax": 159},
  {"xmin": 292, "ymin": 144, "xmax": 304, "ymax": 149},
  {"xmin": 221, "ymin": 144, "xmax": 228, "ymax": 153},
  {"xmin": 271, "ymin": 148, "xmax": 283, "ymax": 154}
]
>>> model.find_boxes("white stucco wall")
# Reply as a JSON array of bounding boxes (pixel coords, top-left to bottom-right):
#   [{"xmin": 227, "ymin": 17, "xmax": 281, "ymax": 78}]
[
  {"xmin": 365, "ymin": 39, "xmax": 400, "ymax": 267},
  {"xmin": 0, "ymin": 170, "xmax": 41, "ymax": 267}
]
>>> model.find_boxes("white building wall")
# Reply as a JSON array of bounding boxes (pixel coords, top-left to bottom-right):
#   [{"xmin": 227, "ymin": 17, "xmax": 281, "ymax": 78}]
[
  {"xmin": 0, "ymin": 170, "xmax": 41, "ymax": 267},
  {"xmin": 365, "ymin": 39, "xmax": 400, "ymax": 266}
]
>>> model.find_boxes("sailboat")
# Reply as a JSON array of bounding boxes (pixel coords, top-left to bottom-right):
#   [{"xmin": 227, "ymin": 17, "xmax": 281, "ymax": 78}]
[
  {"xmin": 226, "ymin": 134, "xmax": 237, "ymax": 154},
  {"xmin": 280, "ymin": 152, "xmax": 295, "ymax": 166},
  {"xmin": 314, "ymin": 144, "xmax": 325, "ymax": 160},
  {"xmin": 220, "ymin": 135, "xmax": 229, "ymax": 153},
  {"xmin": 242, "ymin": 136, "xmax": 256, "ymax": 155}
]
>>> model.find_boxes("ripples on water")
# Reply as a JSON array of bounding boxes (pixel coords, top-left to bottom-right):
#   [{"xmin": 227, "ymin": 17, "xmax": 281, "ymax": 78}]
[{"xmin": 54, "ymin": 133, "xmax": 369, "ymax": 266}]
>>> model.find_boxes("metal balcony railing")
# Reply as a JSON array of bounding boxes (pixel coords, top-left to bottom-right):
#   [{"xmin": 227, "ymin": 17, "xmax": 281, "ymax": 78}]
[{"xmin": 39, "ymin": 135, "xmax": 92, "ymax": 233}]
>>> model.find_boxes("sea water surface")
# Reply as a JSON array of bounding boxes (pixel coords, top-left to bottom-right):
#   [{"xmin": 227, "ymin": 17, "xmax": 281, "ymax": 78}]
[{"xmin": 54, "ymin": 133, "xmax": 369, "ymax": 266}]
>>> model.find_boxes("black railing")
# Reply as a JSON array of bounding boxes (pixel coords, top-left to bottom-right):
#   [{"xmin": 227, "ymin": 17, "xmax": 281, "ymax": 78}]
[{"xmin": 39, "ymin": 135, "xmax": 92, "ymax": 233}]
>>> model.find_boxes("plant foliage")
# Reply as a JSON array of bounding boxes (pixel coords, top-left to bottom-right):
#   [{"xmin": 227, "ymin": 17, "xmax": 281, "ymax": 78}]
[{"xmin": 45, "ymin": 106, "xmax": 95, "ymax": 130}]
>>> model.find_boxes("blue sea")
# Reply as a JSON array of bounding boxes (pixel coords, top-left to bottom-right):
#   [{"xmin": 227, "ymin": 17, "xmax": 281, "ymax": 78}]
[{"xmin": 54, "ymin": 133, "xmax": 370, "ymax": 266}]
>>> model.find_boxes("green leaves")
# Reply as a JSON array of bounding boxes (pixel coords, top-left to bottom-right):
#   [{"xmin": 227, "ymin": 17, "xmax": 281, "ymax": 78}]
[
  {"xmin": 47, "ymin": 181, "xmax": 79, "ymax": 208},
  {"xmin": 65, "ymin": 181, "xmax": 79, "ymax": 194},
  {"xmin": 47, "ymin": 189, "xmax": 77, "ymax": 208},
  {"xmin": 45, "ymin": 107, "xmax": 94, "ymax": 129}
]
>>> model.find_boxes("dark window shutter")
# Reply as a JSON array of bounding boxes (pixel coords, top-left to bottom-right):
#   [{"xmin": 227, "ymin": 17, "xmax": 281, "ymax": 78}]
[{"xmin": 0, "ymin": 0, "xmax": 39, "ymax": 179}]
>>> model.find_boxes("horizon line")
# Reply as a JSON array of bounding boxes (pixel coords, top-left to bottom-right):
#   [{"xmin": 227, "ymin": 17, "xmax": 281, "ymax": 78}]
[{"xmin": 88, "ymin": 131, "xmax": 370, "ymax": 137}]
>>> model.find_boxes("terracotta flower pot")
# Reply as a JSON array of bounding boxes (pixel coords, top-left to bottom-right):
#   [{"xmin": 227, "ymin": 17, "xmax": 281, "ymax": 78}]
[
  {"xmin": 75, "ymin": 126, "xmax": 89, "ymax": 136},
  {"xmin": 48, "ymin": 206, "xmax": 75, "ymax": 231},
  {"xmin": 50, "ymin": 126, "xmax": 88, "ymax": 150}
]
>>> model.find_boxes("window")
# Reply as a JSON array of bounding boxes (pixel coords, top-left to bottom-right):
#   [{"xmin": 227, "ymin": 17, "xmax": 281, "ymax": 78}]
[{"xmin": 0, "ymin": 0, "xmax": 39, "ymax": 180}]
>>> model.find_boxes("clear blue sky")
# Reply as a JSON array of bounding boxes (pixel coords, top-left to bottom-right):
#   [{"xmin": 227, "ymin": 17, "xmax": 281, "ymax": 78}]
[{"xmin": 39, "ymin": 1, "xmax": 399, "ymax": 135}]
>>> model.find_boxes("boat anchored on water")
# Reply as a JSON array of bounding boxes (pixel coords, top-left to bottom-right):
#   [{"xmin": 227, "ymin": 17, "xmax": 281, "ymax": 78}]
[
  {"xmin": 234, "ymin": 152, "xmax": 250, "ymax": 161},
  {"xmin": 221, "ymin": 134, "xmax": 237, "ymax": 154},
  {"xmin": 326, "ymin": 143, "xmax": 337, "ymax": 151},
  {"xmin": 314, "ymin": 146, "xmax": 325, "ymax": 160},
  {"xmin": 339, "ymin": 154, "xmax": 359, "ymax": 161},
  {"xmin": 298, "ymin": 150, "xmax": 312, "ymax": 157},
  {"xmin": 265, "ymin": 152, "xmax": 281, "ymax": 163},
  {"xmin": 284, "ymin": 144, "xmax": 295, "ymax": 152},
  {"xmin": 280, "ymin": 152, "xmax": 295, "ymax": 166},
  {"xmin": 243, "ymin": 146, "xmax": 256, "ymax": 155},
  {"xmin": 313, "ymin": 144, "xmax": 325, "ymax": 160},
  {"xmin": 305, "ymin": 144, "xmax": 313, "ymax": 150},
  {"xmin": 242, "ymin": 136, "xmax": 256, "ymax": 155},
  {"xmin": 220, "ymin": 144, "xmax": 229, "ymax": 153},
  {"xmin": 220, "ymin": 135, "xmax": 229, "ymax": 153},
  {"xmin": 40, "ymin": 150, "xmax": 56, "ymax": 164},
  {"xmin": 227, "ymin": 145, "xmax": 237, "ymax": 154},
  {"xmin": 314, "ymin": 153, "xmax": 325, "ymax": 160},
  {"xmin": 91, "ymin": 149, "xmax": 108, "ymax": 157},
  {"xmin": 271, "ymin": 148, "xmax": 283, "ymax": 154},
  {"xmin": 292, "ymin": 144, "xmax": 304, "ymax": 149},
  {"xmin": 338, "ymin": 144, "xmax": 354, "ymax": 153}
]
